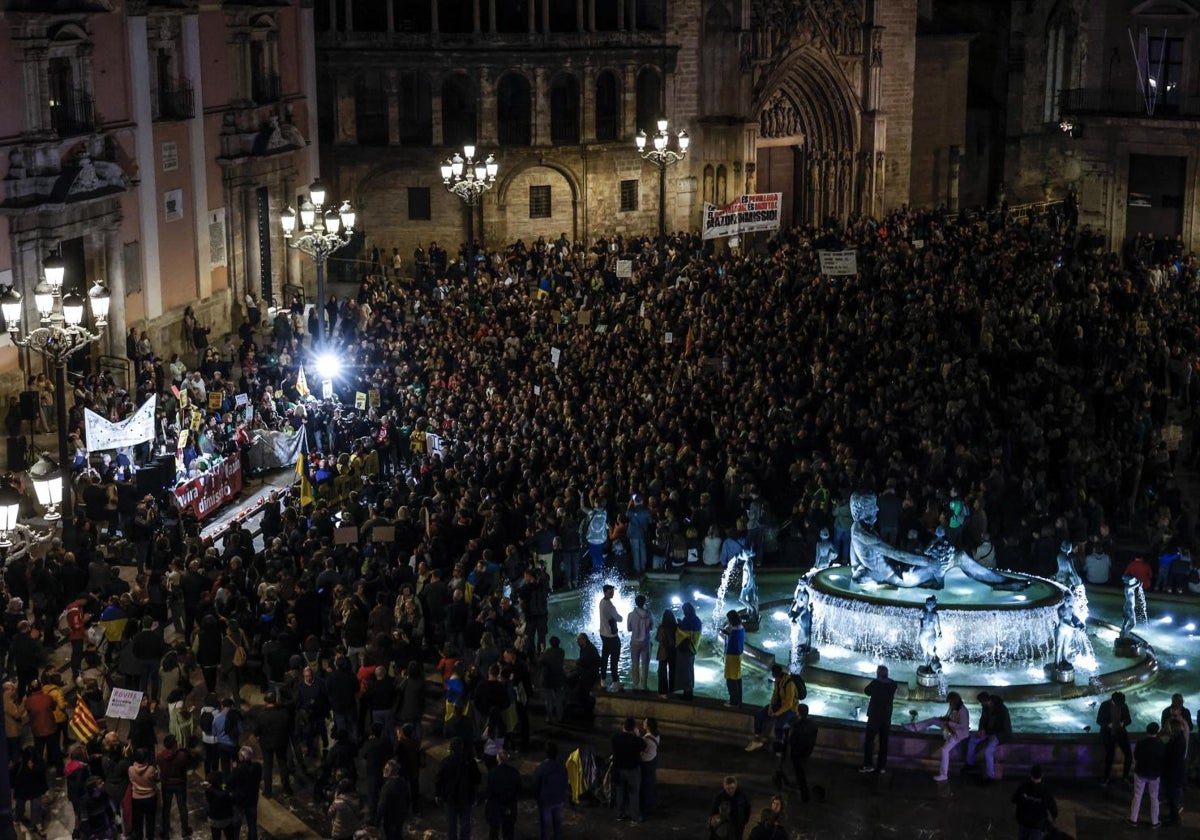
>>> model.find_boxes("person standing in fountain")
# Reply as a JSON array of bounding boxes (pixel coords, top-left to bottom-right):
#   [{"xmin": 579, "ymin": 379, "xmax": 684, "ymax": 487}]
[
  {"xmin": 656, "ymin": 610, "xmax": 677, "ymax": 698},
  {"xmin": 1098, "ymin": 690, "xmax": 1133, "ymax": 785},
  {"xmin": 724, "ymin": 611, "xmax": 745, "ymax": 708},
  {"xmin": 918, "ymin": 596, "xmax": 943, "ymax": 673},
  {"xmin": 626, "ymin": 595, "xmax": 654, "ymax": 693},
  {"xmin": 598, "ymin": 585, "xmax": 623, "ymax": 692},
  {"xmin": 860, "ymin": 665, "xmax": 897, "ymax": 775},
  {"xmin": 674, "ymin": 603, "xmax": 702, "ymax": 701}
]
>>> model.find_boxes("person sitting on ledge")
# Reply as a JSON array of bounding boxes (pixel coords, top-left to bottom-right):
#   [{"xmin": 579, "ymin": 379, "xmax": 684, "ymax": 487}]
[{"xmin": 745, "ymin": 664, "xmax": 804, "ymax": 752}]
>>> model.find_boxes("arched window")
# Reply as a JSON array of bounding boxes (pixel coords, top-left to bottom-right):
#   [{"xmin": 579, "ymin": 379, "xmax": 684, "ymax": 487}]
[
  {"xmin": 635, "ymin": 66, "xmax": 662, "ymax": 134},
  {"xmin": 397, "ymin": 0, "xmax": 433, "ymax": 32},
  {"xmin": 495, "ymin": 0, "xmax": 528, "ymax": 33},
  {"xmin": 439, "ymin": 0, "xmax": 473, "ymax": 34},
  {"xmin": 550, "ymin": 73, "xmax": 580, "ymax": 145},
  {"xmin": 355, "ymin": 69, "xmax": 388, "ymax": 146},
  {"xmin": 1043, "ymin": 5, "xmax": 1076, "ymax": 123},
  {"xmin": 548, "ymin": 0, "xmax": 577, "ymax": 32},
  {"xmin": 637, "ymin": 0, "xmax": 666, "ymax": 31},
  {"xmin": 399, "ymin": 71, "xmax": 433, "ymax": 145},
  {"xmin": 356, "ymin": 0, "xmax": 388, "ymax": 31},
  {"xmin": 442, "ymin": 73, "xmax": 477, "ymax": 147},
  {"xmin": 716, "ymin": 164, "xmax": 728, "ymax": 204},
  {"xmin": 497, "ymin": 72, "xmax": 532, "ymax": 146},
  {"xmin": 705, "ymin": 1, "xmax": 732, "ymax": 32},
  {"xmin": 595, "ymin": 70, "xmax": 620, "ymax": 142},
  {"xmin": 703, "ymin": 165, "xmax": 715, "ymax": 205},
  {"xmin": 595, "ymin": 0, "xmax": 618, "ymax": 31},
  {"xmin": 46, "ymin": 24, "xmax": 95, "ymax": 136}
]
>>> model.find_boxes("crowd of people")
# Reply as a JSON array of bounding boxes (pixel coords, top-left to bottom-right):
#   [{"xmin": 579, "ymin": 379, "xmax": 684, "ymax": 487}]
[{"xmin": 2, "ymin": 200, "xmax": 1200, "ymax": 838}]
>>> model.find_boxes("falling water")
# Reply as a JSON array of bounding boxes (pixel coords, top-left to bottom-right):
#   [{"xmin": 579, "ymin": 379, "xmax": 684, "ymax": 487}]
[
  {"xmin": 712, "ymin": 551, "xmax": 748, "ymax": 632},
  {"xmin": 1071, "ymin": 584, "xmax": 1090, "ymax": 624},
  {"xmin": 789, "ymin": 617, "xmax": 802, "ymax": 673},
  {"xmin": 1135, "ymin": 584, "xmax": 1149, "ymax": 625},
  {"xmin": 935, "ymin": 671, "xmax": 949, "ymax": 701}
]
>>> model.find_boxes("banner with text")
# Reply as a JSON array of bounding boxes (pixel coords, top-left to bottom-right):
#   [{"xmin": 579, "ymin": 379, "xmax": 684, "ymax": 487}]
[
  {"xmin": 701, "ymin": 193, "xmax": 783, "ymax": 240},
  {"xmin": 84, "ymin": 396, "xmax": 157, "ymax": 451},
  {"xmin": 173, "ymin": 458, "xmax": 243, "ymax": 521},
  {"xmin": 817, "ymin": 249, "xmax": 859, "ymax": 276}
]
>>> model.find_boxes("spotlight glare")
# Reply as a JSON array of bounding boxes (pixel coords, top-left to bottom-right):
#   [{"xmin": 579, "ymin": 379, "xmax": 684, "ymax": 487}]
[
  {"xmin": 1176, "ymin": 659, "xmax": 1188, "ymax": 667},
  {"xmin": 1159, "ymin": 616, "xmax": 1174, "ymax": 624},
  {"xmin": 671, "ymin": 596, "xmax": 682, "ymax": 606},
  {"xmin": 771, "ymin": 611, "xmax": 788, "ymax": 622},
  {"xmin": 693, "ymin": 589, "xmax": 703, "ymax": 600},
  {"xmin": 1186, "ymin": 623, "xmax": 1197, "ymax": 632},
  {"xmin": 315, "ymin": 353, "xmax": 341, "ymax": 381}
]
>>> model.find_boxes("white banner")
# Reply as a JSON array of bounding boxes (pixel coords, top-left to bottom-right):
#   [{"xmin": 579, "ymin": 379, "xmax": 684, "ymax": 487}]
[
  {"xmin": 702, "ymin": 193, "xmax": 783, "ymax": 240},
  {"xmin": 84, "ymin": 395, "xmax": 157, "ymax": 451},
  {"xmin": 818, "ymin": 249, "xmax": 859, "ymax": 276}
]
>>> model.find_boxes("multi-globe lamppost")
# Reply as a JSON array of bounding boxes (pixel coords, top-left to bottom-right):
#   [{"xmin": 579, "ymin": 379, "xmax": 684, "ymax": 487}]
[
  {"xmin": 1, "ymin": 251, "xmax": 110, "ymax": 550},
  {"xmin": 281, "ymin": 180, "xmax": 356, "ymax": 345},
  {"xmin": 635, "ymin": 117, "xmax": 690, "ymax": 255},
  {"xmin": 440, "ymin": 146, "xmax": 498, "ymax": 281}
]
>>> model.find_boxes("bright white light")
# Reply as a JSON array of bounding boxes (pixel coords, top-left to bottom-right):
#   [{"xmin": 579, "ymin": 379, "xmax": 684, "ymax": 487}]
[
  {"xmin": 771, "ymin": 611, "xmax": 788, "ymax": 622},
  {"xmin": 760, "ymin": 639, "xmax": 778, "ymax": 649},
  {"xmin": 671, "ymin": 596, "xmax": 682, "ymax": 606},
  {"xmin": 856, "ymin": 661, "xmax": 877, "ymax": 674},
  {"xmin": 315, "ymin": 353, "xmax": 340, "ymax": 381},
  {"xmin": 1185, "ymin": 623, "xmax": 1196, "ymax": 632},
  {"xmin": 1158, "ymin": 616, "xmax": 1174, "ymax": 624},
  {"xmin": 991, "ymin": 678, "xmax": 1011, "ymax": 687},
  {"xmin": 693, "ymin": 590, "xmax": 703, "ymax": 600},
  {"xmin": 1013, "ymin": 594, "xmax": 1027, "ymax": 601},
  {"xmin": 1176, "ymin": 659, "xmax": 1188, "ymax": 667},
  {"xmin": 1073, "ymin": 654, "xmax": 1099, "ymax": 672}
]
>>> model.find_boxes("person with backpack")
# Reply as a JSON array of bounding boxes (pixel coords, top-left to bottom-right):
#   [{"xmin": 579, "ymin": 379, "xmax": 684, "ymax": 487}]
[
  {"xmin": 580, "ymin": 491, "xmax": 609, "ymax": 574},
  {"xmin": 435, "ymin": 736, "xmax": 481, "ymax": 840},
  {"xmin": 198, "ymin": 692, "xmax": 220, "ymax": 776},
  {"xmin": 746, "ymin": 664, "xmax": 804, "ymax": 752}
]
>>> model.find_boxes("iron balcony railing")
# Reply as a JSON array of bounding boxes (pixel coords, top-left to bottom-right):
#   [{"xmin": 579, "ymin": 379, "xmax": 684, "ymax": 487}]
[
  {"xmin": 157, "ymin": 82, "xmax": 195, "ymax": 120},
  {"xmin": 497, "ymin": 117, "xmax": 531, "ymax": 146},
  {"xmin": 252, "ymin": 73, "xmax": 282, "ymax": 104},
  {"xmin": 50, "ymin": 88, "xmax": 95, "ymax": 136},
  {"xmin": 594, "ymin": 114, "xmax": 620, "ymax": 142}
]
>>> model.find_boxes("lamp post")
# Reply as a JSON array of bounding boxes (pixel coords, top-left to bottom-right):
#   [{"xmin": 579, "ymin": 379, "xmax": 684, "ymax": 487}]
[
  {"xmin": 281, "ymin": 180, "xmax": 356, "ymax": 346},
  {"xmin": 440, "ymin": 145, "xmax": 498, "ymax": 282},
  {"xmin": 1, "ymin": 254, "xmax": 109, "ymax": 555},
  {"xmin": 636, "ymin": 117, "xmax": 690, "ymax": 255}
]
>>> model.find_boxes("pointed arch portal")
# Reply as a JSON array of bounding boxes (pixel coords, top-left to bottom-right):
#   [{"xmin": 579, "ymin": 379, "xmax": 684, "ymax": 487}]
[{"xmin": 755, "ymin": 50, "xmax": 862, "ymax": 225}]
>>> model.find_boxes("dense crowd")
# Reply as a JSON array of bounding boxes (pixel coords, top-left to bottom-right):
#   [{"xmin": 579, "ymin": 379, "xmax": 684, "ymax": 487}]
[{"xmin": 3, "ymin": 202, "xmax": 1200, "ymax": 839}]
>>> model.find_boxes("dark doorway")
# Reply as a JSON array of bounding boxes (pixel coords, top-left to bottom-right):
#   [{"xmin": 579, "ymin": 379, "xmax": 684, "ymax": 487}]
[
  {"xmin": 756, "ymin": 145, "xmax": 806, "ymax": 227},
  {"xmin": 1126, "ymin": 154, "xmax": 1186, "ymax": 243}
]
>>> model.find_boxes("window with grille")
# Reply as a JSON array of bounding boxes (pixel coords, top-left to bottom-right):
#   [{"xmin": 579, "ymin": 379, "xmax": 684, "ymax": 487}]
[
  {"xmin": 529, "ymin": 185, "xmax": 552, "ymax": 218},
  {"xmin": 620, "ymin": 179, "xmax": 638, "ymax": 212},
  {"xmin": 408, "ymin": 187, "xmax": 431, "ymax": 221}
]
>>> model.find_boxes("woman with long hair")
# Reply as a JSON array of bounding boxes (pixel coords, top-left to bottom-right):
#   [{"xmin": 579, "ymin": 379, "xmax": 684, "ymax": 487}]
[
  {"xmin": 907, "ymin": 690, "xmax": 971, "ymax": 781},
  {"xmin": 655, "ymin": 610, "xmax": 677, "ymax": 698}
]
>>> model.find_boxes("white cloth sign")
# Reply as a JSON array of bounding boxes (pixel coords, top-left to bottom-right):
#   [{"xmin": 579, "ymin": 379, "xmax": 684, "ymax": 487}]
[
  {"xmin": 84, "ymin": 396, "xmax": 157, "ymax": 451},
  {"xmin": 427, "ymin": 433, "xmax": 443, "ymax": 458},
  {"xmin": 106, "ymin": 687, "xmax": 144, "ymax": 720},
  {"xmin": 702, "ymin": 193, "xmax": 782, "ymax": 240},
  {"xmin": 616, "ymin": 260, "xmax": 633, "ymax": 278},
  {"xmin": 551, "ymin": 347, "xmax": 561, "ymax": 369},
  {"xmin": 818, "ymin": 249, "xmax": 859, "ymax": 276}
]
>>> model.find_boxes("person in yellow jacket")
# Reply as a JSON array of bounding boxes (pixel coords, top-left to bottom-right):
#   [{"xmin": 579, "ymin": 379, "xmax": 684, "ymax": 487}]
[
  {"xmin": 4, "ymin": 681, "xmax": 28, "ymax": 754},
  {"xmin": 746, "ymin": 663, "xmax": 804, "ymax": 751},
  {"xmin": 40, "ymin": 671, "xmax": 69, "ymax": 764}
]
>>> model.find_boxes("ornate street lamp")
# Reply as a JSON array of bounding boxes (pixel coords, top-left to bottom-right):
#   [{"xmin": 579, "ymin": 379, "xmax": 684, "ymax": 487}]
[
  {"xmin": 635, "ymin": 117, "xmax": 690, "ymax": 254},
  {"xmin": 281, "ymin": 179, "xmax": 356, "ymax": 345},
  {"xmin": 440, "ymin": 145, "xmax": 498, "ymax": 281},
  {"xmin": 28, "ymin": 453, "xmax": 64, "ymax": 521},
  {"xmin": 3, "ymin": 254, "xmax": 109, "ymax": 551},
  {"xmin": 0, "ymin": 485, "xmax": 22, "ymax": 548}
]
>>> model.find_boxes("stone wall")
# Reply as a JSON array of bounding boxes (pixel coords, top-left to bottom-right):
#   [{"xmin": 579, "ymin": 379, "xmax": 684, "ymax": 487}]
[{"xmin": 875, "ymin": 0, "xmax": 918, "ymax": 212}]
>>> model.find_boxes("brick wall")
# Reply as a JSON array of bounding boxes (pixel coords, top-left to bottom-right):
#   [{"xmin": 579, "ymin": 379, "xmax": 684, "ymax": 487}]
[{"xmin": 875, "ymin": 0, "xmax": 918, "ymax": 211}]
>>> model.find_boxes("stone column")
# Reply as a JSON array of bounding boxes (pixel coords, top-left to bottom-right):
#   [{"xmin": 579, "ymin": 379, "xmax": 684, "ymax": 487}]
[
  {"xmin": 431, "ymin": 85, "xmax": 444, "ymax": 146},
  {"xmin": 479, "ymin": 69, "xmax": 497, "ymax": 144},
  {"xmin": 104, "ymin": 224, "xmax": 127, "ymax": 359},
  {"xmin": 489, "ymin": 0, "xmax": 497, "ymax": 33},
  {"xmin": 948, "ymin": 145, "xmax": 961, "ymax": 212},
  {"xmin": 387, "ymin": 70, "xmax": 401, "ymax": 145},
  {"xmin": 23, "ymin": 47, "xmax": 49, "ymax": 133},
  {"xmin": 529, "ymin": 0, "xmax": 538, "ymax": 33},
  {"xmin": 127, "ymin": 13, "xmax": 163, "ymax": 319},
  {"xmin": 587, "ymin": 0, "xmax": 595, "ymax": 31},
  {"xmin": 329, "ymin": 0, "xmax": 337, "ymax": 32},
  {"xmin": 473, "ymin": 0, "xmax": 480, "ymax": 33},
  {"xmin": 431, "ymin": 0, "xmax": 439, "ymax": 34},
  {"xmin": 581, "ymin": 64, "xmax": 596, "ymax": 142},
  {"xmin": 344, "ymin": 0, "xmax": 353, "ymax": 31},
  {"xmin": 540, "ymin": 0, "xmax": 548, "ymax": 34},
  {"xmin": 534, "ymin": 66, "xmax": 549, "ymax": 146},
  {"xmin": 577, "ymin": 0, "xmax": 584, "ymax": 31},
  {"xmin": 182, "ymin": 13, "xmax": 211, "ymax": 300},
  {"xmin": 387, "ymin": 0, "xmax": 395, "ymax": 32},
  {"xmin": 622, "ymin": 62, "xmax": 637, "ymax": 138}
]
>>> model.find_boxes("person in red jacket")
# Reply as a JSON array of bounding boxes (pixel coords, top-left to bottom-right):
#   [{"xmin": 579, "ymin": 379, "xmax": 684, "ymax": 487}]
[
  {"xmin": 1124, "ymin": 556, "xmax": 1153, "ymax": 592},
  {"xmin": 65, "ymin": 599, "xmax": 90, "ymax": 678},
  {"xmin": 24, "ymin": 679, "xmax": 60, "ymax": 772}
]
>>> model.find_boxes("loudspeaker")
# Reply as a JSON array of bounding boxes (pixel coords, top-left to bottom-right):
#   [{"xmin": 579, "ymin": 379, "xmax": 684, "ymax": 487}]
[
  {"xmin": 6, "ymin": 436, "xmax": 27, "ymax": 472},
  {"xmin": 19, "ymin": 391, "xmax": 39, "ymax": 422},
  {"xmin": 136, "ymin": 465, "xmax": 163, "ymax": 495}
]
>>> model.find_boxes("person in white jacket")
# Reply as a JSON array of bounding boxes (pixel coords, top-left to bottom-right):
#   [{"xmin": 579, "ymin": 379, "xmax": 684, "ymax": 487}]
[
  {"xmin": 626, "ymin": 595, "xmax": 655, "ymax": 692},
  {"xmin": 907, "ymin": 691, "xmax": 971, "ymax": 781}
]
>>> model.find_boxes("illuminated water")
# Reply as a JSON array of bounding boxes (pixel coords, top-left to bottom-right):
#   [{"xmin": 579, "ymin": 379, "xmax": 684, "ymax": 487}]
[{"xmin": 547, "ymin": 569, "xmax": 1200, "ymax": 734}]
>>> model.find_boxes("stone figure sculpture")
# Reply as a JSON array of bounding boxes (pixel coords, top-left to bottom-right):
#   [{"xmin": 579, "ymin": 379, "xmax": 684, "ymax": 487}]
[
  {"xmin": 1053, "ymin": 591, "xmax": 1087, "ymax": 668},
  {"xmin": 1120, "ymin": 574, "xmax": 1143, "ymax": 639},
  {"xmin": 918, "ymin": 595, "xmax": 943, "ymax": 673},
  {"xmin": 1055, "ymin": 541, "xmax": 1082, "ymax": 589},
  {"xmin": 789, "ymin": 576, "xmax": 814, "ymax": 651}
]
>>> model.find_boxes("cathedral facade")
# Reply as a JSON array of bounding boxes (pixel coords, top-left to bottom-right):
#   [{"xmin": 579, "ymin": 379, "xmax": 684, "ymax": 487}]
[{"xmin": 314, "ymin": 0, "xmax": 939, "ymax": 260}]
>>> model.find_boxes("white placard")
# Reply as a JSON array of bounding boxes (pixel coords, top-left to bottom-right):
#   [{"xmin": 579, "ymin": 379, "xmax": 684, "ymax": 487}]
[
  {"xmin": 616, "ymin": 260, "xmax": 632, "ymax": 278},
  {"xmin": 161, "ymin": 142, "xmax": 178, "ymax": 172},
  {"xmin": 551, "ymin": 347, "xmax": 561, "ymax": 369},
  {"xmin": 533, "ymin": 385, "xmax": 541, "ymax": 396},
  {"xmin": 427, "ymin": 433, "xmax": 443, "ymax": 458},
  {"xmin": 817, "ymin": 249, "xmax": 858, "ymax": 276},
  {"xmin": 664, "ymin": 332, "xmax": 673, "ymax": 344},
  {"xmin": 106, "ymin": 688, "xmax": 144, "ymax": 720},
  {"xmin": 322, "ymin": 380, "xmax": 334, "ymax": 399},
  {"xmin": 234, "ymin": 393, "xmax": 249, "ymax": 407}
]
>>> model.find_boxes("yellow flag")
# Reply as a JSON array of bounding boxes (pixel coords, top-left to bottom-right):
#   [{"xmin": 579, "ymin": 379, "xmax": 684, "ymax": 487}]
[
  {"xmin": 296, "ymin": 452, "xmax": 314, "ymax": 507},
  {"xmin": 296, "ymin": 366, "xmax": 310, "ymax": 398}
]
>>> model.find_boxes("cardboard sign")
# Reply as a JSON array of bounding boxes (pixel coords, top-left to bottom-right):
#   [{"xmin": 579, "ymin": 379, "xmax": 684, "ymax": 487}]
[
  {"xmin": 355, "ymin": 392, "xmax": 367, "ymax": 410},
  {"xmin": 106, "ymin": 688, "xmax": 144, "ymax": 720},
  {"xmin": 616, "ymin": 259, "xmax": 632, "ymax": 278},
  {"xmin": 208, "ymin": 392, "xmax": 223, "ymax": 410},
  {"xmin": 335, "ymin": 526, "xmax": 358, "ymax": 545},
  {"xmin": 577, "ymin": 310, "xmax": 592, "ymax": 326},
  {"xmin": 369, "ymin": 390, "xmax": 381, "ymax": 408},
  {"xmin": 372, "ymin": 525, "xmax": 395, "ymax": 543},
  {"xmin": 234, "ymin": 393, "xmax": 249, "ymax": 407},
  {"xmin": 322, "ymin": 380, "xmax": 333, "ymax": 399},
  {"xmin": 551, "ymin": 347, "xmax": 561, "ymax": 369}
]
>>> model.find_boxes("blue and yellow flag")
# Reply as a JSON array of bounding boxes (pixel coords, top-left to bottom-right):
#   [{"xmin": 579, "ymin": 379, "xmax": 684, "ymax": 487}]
[{"xmin": 296, "ymin": 452, "xmax": 314, "ymax": 507}]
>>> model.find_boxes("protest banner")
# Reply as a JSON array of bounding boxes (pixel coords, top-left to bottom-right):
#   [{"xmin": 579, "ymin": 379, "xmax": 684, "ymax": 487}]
[
  {"xmin": 817, "ymin": 249, "xmax": 859, "ymax": 276},
  {"xmin": 702, "ymin": 193, "xmax": 783, "ymax": 240},
  {"xmin": 106, "ymin": 688, "xmax": 144, "ymax": 720}
]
